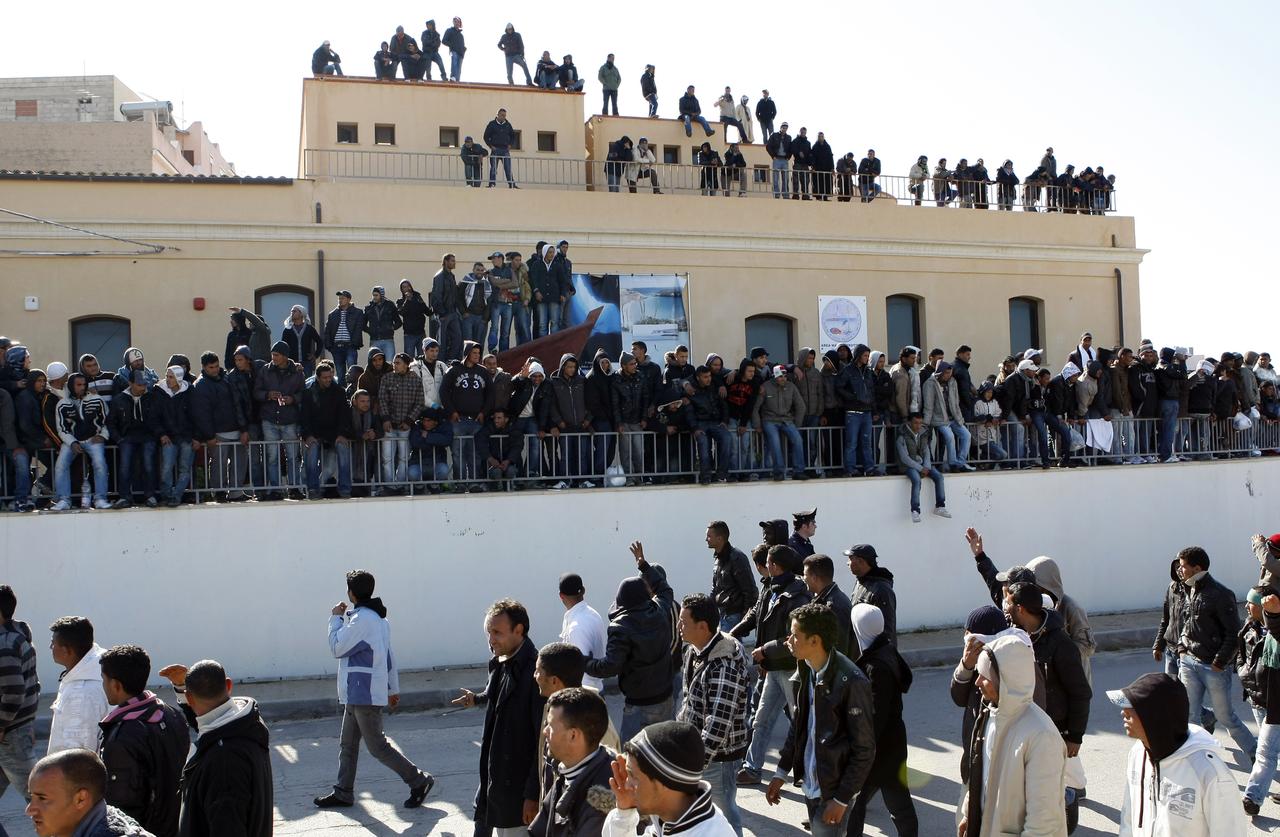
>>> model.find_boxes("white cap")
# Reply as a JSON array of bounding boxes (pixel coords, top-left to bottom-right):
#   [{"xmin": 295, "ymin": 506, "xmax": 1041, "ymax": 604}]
[
  {"xmin": 45, "ymin": 361, "xmax": 69, "ymax": 380},
  {"xmin": 1017, "ymin": 359, "xmax": 1038, "ymax": 372}
]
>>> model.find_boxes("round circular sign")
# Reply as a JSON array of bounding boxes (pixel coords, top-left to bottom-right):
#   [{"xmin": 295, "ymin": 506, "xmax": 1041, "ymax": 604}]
[{"xmin": 821, "ymin": 298, "xmax": 863, "ymax": 344}]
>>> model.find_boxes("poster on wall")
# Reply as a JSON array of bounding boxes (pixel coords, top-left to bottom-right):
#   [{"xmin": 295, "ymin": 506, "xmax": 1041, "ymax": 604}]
[
  {"xmin": 818, "ymin": 295, "xmax": 868, "ymax": 352},
  {"xmin": 620, "ymin": 274, "xmax": 690, "ymax": 359}
]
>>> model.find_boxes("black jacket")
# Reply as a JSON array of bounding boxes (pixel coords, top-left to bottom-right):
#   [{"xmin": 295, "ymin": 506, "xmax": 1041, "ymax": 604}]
[
  {"xmin": 484, "ymin": 119, "xmax": 516, "ymax": 149},
  {"xmin": 528, "ymin": 746, "xmax": 615, "ymax": 837},
  {"xmin": 640, "ymin": 71, "xmax": 656, "ymax": 98},
  {"xmin": 100, "ymin": 694, "xmax": 189, "ymax": 837},
  {"xmin": 765, "ymin": 132, "xmax": 791, "ymax": 159},
  {"xmin": 1154, "ymin": 559, "xmax": 1187, "ymax": 654},
  {"xmin": 394, "ymin": 291, "xmax": 430, "ymax": 336},
  {"xmin": 443, "ymin": 26, "xmax": 465, "ymax": 54},
  {"xmin": 585, "ymin": 563, "xmax": 676, "ymax": 704},
  {"xmin": 363, "ymin": 299, "xmax": 402, "ymax": 341},
  {"xmin": 281, "ymin": 323, "xmax": 324, "ymax": 365},
  {"xmin": 610, "ymin": 370, "xmax": 649, "ymax": 426},
  {"xmin": 312, "ymin": 46, "xmax": 340, "ymax": 74},
  {"xmin": 755, "ymin": 98, "xmax": 776, "ymax": 123},
  {"xmin": 687, "ymin": 382, "xmax": 726, "ymax": 424},
  {"xmin": 850, "ymin": 568, "xmax": 898, "ymax": 645},
  {"xmin": 421, "ymin": 28, "xmax": 441, "ymax": 53},
  {"xmin": 150, "ymin": 385, "xmax": 194, "ymax": 440},
  {"xmin": 557, "ymin": 63, "xmax": 579, "ymax": 87},
  {"xmin": 583, "ymin": 351, "xmax": 613, "ymax": 427},
  {"xmin": 814, "ymin": 583, "xmax": 854, "ymax": 660},
  {"xmin": 1238, "ymin": 618, "xmax": 1267, "ymax": 708},
  {"xmin": 300, "ymin": 380, "xmax": 349, "ymax": 443},
  {"xmin": 324, "ymin": 305, "xmax": 365, "ymax": 350},
  {"xmin": 476, "ymin": 419, "xmax": 524, "ymax": 466},
  {"xmin": 790, "ymin": 136, "xmax": 812, "ymax": 166},
  {"xmin": 855, "ymin": 634, "xmax": 912, "ymax": 786},
  {"xmin": 776, "ymin": 651, "xmax": 876, "ymax": 804},
  {"xmin": 190, "ymin": 371, "xmax": 246, "ymax": 441},
  {"xmin": 731, "ymin": 574, "xmax": 812, "ymax": 671},
  {"xmin": 177, "ymin": 699, "xmax": 273, "ymax": 837},
  {"xmin": 678, "ymin": 93, "xmax": 701, "ymax": 116},
  {"xmin": 812, "ymin": 140, "xmax": 835, "ymax": 171},
  {"xmin": 711, "ymin": 545, "xmax": 758, "ymax": 618},
  {"xmin": 108, "ymin": 389, "xmax": 161, "ymax": 443},
  {"xmin": 1030, "ymin": 608, "xmax": 1092, "ymax": 743},
  {"xmin": 835, "ymin": 361, "xmax": 875, "ymax": 411},
  {"xmin": 1178, "ymin": 571, "xmax": 1241, "ymax": 669},
  {"xmin": 498, "ymin": 32, "xmax": 524, "ymax": 56},
  {"xmin": 476, "ymin": 638, "xmax": 546, "ymax": 829},
  {"xmin": 952, "ymin": 358, "xmax": 977, "ymax": 419}
]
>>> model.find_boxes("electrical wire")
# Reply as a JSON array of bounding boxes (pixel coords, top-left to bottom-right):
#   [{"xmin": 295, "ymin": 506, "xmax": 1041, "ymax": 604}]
[{"xmin": 0, "ymin": 206, "xmax": 176, "ymax": 256}]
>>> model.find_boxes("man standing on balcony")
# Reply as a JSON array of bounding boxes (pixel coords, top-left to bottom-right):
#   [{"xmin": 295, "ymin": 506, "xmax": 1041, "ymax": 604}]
[
  {"xmin": 640, "ymin": 65, "xmax": 658, "ymax": 117},
  {"xmin": 483, "ymin": 108, "xmax": 517, "ymax": 188},
  {"xmin": 755, "ymin": 90, "xmax": 776, "ymax": 140},
  {"xmin": 498, "ymin": 24, "xmax": 532, "ymax": 86},
  {"xmin": 389, "ymin": 26, "xmax": 420, "ymax": 80},
  {"xmin": 421, "ymin": 20, "xmax": 447, "ymax": 81},
  {"xmin": 858, "ymin": 149, "xmax": 881, "ymax": 203},
  {"xmin": 431, "ymin": 255, "xmax": 462, "ymax": 362},
  {"xmin": 363, "ymin": 285, "xmax": 402, "ymax": 361},
  {"xmin": 599, "ymin": 55, "xmax": 621, "ymax": 115},
  {"xmin": 443, "ymin": 17, "xmax": 465, "ymax": 81},
  {"xmin": 790, "ymin": 127, "xmax": 812, "ymax": 200},
  {"xmin": 766, "ymin": 123, "xmax": 791, "ymax": 199},
  {"xmin": 460, "ymin": 136, "xmax": 488, "ymax": 187}
]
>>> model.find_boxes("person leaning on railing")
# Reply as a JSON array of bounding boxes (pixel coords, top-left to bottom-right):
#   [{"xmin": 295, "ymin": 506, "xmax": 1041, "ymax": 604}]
[
  {"xmin": 628, "ymin": 138, "xmax": 662, "ymax": 194},
  {"xmin": 460, "ymin": 137, "xmax": 488, "ymax": 187}
]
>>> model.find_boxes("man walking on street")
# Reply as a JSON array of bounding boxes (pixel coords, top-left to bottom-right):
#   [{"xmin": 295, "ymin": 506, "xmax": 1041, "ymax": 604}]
[
  {"xmin": 844, "ymin": 543, "xmax": 898, "ymax": 645},
  {"xmin": 707, "ymin": 521, "xmax": 758, "ymax": 633},
  {"xmin": 316, "ymin": 570, "xmax": 434, "ymax": 810},
  {"xmin": 802, "ymin": 555, "xmax": 853, "ymax": 659},
  {"xmin": 0, "ymin": 585, "xmax": 39, "ymax": 807},
  {"xmin": 46, "ymin": 617, "xmax": 107, "ymax": 755},
  {"xmin": 558, "ymin": 573, "xmax": 608, "ymax": 693}
]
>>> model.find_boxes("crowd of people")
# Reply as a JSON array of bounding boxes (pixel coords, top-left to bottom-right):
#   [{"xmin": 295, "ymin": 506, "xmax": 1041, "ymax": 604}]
[
  {"xmin": 5, "ymin": 519, "xmax": 1279, "ymax": 836},
  {"xmin": 1, "ymin": 316, "xmax": 1277, "ymax": 515},
  {"xmin": 309, "ymin": 26, "xmax": 1116, "ymax": 210}
]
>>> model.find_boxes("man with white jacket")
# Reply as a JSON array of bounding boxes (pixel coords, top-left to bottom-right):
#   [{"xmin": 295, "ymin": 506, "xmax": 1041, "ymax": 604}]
[
  {"xmin": 1112, "ymin": 672, "xmax": 1246, "ymax": 836},
  {"xmin": 957, "ymin": 633, "xmax": 1066, "ymax": 837},
  {"xmin": 628, "ymin": 138, "xmax": 662, "ymax": 194},
  {"xmin": 314, "ymin": 569, "xmax": 435, "ymax": 810},
  {"xmin": 410, "ymin": 338, "xmax": 447, "ymax": 408},
  {"xmin": 46, "ymin": 617, "xmax": 107, "ymax": 754}
]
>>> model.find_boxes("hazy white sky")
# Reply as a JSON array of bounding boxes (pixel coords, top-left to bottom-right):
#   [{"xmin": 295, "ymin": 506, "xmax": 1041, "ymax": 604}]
[{"xmin": 4, "ymin": 0, "xmax": 1277, "ymax": 353}]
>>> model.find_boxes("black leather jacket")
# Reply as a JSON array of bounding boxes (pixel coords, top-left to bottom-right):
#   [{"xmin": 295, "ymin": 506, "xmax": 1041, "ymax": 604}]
[
  {"xmin": 1178, "ymin": 571, "xmax": 1241, "ymax": 669},
  {"xmin": 730, "ymin": 575, "xmax": 811, "ymax": 671},
  {"xmin": 584, "ymin": 563, "xmax": 676, "ymax": 704},
  {"xmin": 711, "ymin": 545, "xmax": 758, "ymax": 617},
  {"xmin": 776, "ymin": 651, "xmax": 876, "ymax": 804}
]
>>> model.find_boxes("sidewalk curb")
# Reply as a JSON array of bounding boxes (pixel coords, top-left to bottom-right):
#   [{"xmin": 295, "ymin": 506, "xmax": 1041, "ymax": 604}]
[{"xmin": 256, "ymin": 624, "xmax": 1157, "ymax": 723}]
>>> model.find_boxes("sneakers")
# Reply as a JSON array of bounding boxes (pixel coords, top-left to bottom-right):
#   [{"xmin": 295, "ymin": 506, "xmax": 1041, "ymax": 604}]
[
  {"xmin": 1244, "ymin": 796, "xmax": 1260, "ymax": 817},
  {"xmin": 578, "ymin": 480, "xmax": 596, "ymax": 489},
  {"xmin": 551, "ymin": 481, "xmax": 569, "ymax": 490},
  {"xmin": 111, "ymin": 499, "xmax": 133, "ymax": 510},
  {"xmin": 93, "ymin": 498, "xmax": 113, "ymax": 510},
  {"xmin": 313, "ymin": 792, "xmax": 354, "ymax": 809},
  {"xmin": 51, "ymin": 499, "xmax": 71, "ymax": 511},
  {"xmin": 1161, "ymin": 456, "xmax": 1178, "ymax": 464},
  {"xmin": 934, "ymin": 507, "xmax": 952, "ymax": 519},
  {"xmin": 911, "ymin": 510, "xmax": 922, "ymax": 523},
  {"xmin": 405, "ymin": 774, "xmax": 435, "ymax": 809},
  {"xmin": 734, "ymin": 768, "xmax": 761, "ymax": 786}
]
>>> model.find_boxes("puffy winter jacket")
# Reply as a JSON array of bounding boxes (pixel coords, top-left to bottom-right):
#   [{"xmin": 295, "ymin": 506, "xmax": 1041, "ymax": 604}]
[
  {"xmin": 254, "ymin": 360, "xmax": 304, "ymax": 426},
  {"xmin": 191, "ymin": 371, "xmax": 246, "ymax": 440},
  {"xmin": 99, "ymin": 691, "xmax": 189, "ymax": 837},
  {"xmin": 611, "ymin": 369, "xmax": 649, "ymax": 426},
  {"xmin": 48, "ymin": 644, "xmax": 108, "ymax": 754},
  {"xmin": 1178, "ymin": 571, "xmax": 1241, "ymax": 669},
  {"xmin": 584, "ymin": 562, "xmax": 676, "ymax": 704},
  {"xmin": 177, "ymin": 697, "xmax": 273, "ymax": 837}
]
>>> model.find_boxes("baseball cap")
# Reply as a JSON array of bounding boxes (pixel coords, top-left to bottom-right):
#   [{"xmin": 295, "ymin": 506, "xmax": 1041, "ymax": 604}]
[
  {"xmin": 843, "ymin": 544, "xmax": 878, "ymax": 560},
  {"xmin": 558, "ymin": 572, "xmax": 585, "ymax": 596},
  {"xmin": 336, "ymin": 289, "xmax": 352, "ymax": 298},
  {"xmin": 995, "ymin": 565, "xmax": 1037, "ymax": 585},
  {"xmin": 490, "ymin": 251, "xmax": 504, "ymax": 259}
]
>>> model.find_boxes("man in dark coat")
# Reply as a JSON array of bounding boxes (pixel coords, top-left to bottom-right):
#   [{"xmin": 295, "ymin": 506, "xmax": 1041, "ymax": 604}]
[
  {"xmin": 312, "ymin": 41, "xmax": 342, "ymax": 76},
  {"xmin": 527, "ymin": 687, "xmax": 615, "ymax": 837},
  {"xmin": 707, "ymin": 521, "xmax": 758, "ymax": 631},
  {"xmin": 844, "ymin": 544, "xmax": 898, "ymax": 645},
  {"xmin": 811, "ymin": 132, "xmax": 835, "ymax": 200},
  {"xmin": 802, "ymin": 554, "xmax": 853, "ymax": 659},
  {"xmin": 159, "ymin": 660, "xmax": 273, "ymax": 837},
  {"xmin": 453, "ymin": 600, "xmax": 546, "ymax": 837},
  {"xmin": 789, "ymin": 508, "xmax": 817, "ymax": 558}
]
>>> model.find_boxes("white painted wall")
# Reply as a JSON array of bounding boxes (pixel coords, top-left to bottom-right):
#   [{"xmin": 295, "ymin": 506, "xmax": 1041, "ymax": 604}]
[{"xmin": 4, "ymin": 460, "xmax": 1276, "ymax": 690}]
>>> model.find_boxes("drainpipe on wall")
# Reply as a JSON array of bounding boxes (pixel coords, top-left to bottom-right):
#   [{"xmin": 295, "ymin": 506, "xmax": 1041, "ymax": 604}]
[
  {"xmin": 1114, "ymin": 268, "xmax": 1124, "ymax": 348},
  {"xmin": 318, "ymin": 250, "xmax": 325, "ymax": 307}
]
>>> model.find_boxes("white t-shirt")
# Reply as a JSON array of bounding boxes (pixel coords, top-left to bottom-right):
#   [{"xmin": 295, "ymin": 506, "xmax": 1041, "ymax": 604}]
[{"xmin": 560, "ymin": 600, "xmax": 608, "ymax": 692}]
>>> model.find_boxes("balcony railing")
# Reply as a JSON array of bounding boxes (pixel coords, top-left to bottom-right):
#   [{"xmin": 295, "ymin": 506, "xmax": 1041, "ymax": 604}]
[{"xmin": 301, "ymin": 148, "xmax": 1116, "ymax": 213}]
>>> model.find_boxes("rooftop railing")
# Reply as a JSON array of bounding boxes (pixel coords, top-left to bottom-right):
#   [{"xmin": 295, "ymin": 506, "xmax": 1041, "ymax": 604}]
[{"xmin": 301, "ymin": 148, "xmax": 1117, "ymax": 213}]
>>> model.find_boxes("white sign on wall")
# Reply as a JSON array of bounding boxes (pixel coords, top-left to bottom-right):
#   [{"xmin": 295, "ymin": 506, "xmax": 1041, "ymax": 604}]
[{"xmin": 818, "ymin": 295, "xmax": 868, "ymax": 352}]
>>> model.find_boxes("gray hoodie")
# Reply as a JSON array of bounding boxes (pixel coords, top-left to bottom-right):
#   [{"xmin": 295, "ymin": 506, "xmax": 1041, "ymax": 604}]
[{"xmin": 1026, "ymin": 556, "xmax": 1096, "ymax": 682}]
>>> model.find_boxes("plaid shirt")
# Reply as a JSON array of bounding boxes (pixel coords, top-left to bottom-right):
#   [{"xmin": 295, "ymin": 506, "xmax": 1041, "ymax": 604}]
[
  {"xmin": 678, "ymin": 632, "xmax": 750, "ymax": 764},
  {"xmin": 378, "ymin": 372, "xmax": 425, "ymax": 425}
]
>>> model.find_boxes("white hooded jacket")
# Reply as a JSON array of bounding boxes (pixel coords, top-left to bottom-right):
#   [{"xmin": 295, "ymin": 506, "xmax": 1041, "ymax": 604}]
[
  {"xmin": 48, "ymin": 644, "xmax": 109, "ymax": 754},
  {"xmin": 1118, "ymin": 726, "xmax": 1245, "ymax": 837}
]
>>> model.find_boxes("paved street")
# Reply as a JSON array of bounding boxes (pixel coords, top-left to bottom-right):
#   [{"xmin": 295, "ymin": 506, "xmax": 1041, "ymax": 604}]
[{"xmin": 3, "ymin": 649, "xmax": 1278, "ymax": 835}]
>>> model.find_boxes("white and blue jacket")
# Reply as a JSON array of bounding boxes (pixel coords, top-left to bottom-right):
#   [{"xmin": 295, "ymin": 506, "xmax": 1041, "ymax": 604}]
[{"xmin": 329, "ymin": 603, "xmax": 399, "ymax": 706}]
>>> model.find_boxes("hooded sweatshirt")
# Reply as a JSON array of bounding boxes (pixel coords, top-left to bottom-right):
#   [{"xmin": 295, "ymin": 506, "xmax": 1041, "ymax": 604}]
[
  {"xmin": 179, "ymin": 695, "xmax": 273, "ymax": 837},
  {"xmin": 790, "ymin": 348, "xmax": 825, "ymax": 416},
  {"xmin": 1027, "ymin": 556, "xmax": 1096, "ymax": 682},
  {"xmin": 1118, "ymin": 677, "xmax": 1244, "ymax": 837},
  {"xmin": 548, "ymin": 353, "xmax": 588, "ymax": 428},
  {"xmin": 441, "ymin": 342, "xmax": 494, "ymax": 419},
  {"xmin": 850, "ymin": 604, "xmax": 915, "ymax": 788},
  {"xmin": 55, "ymin": 374, "xmax": 110, "ymax": 445},
  {"xmin": 48, "ymin": 644, "xmax": 109, "ymax": 754},
  {"xmin": 584, "ymin": 348, "xmax": 614, "ymax": 425},
  {"xmin": 960, "ymin": 635, "xmax": 1067, "ymax": 837}
]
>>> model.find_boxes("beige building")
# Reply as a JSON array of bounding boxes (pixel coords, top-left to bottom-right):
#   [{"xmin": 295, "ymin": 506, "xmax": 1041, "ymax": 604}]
[
  {"xmin": 0, "ymin": 75, "xmax": 236, "ymax": 176},
  {"xmin": 0, "ymin": 76, "xmax": 1143, "ymax": 374}
]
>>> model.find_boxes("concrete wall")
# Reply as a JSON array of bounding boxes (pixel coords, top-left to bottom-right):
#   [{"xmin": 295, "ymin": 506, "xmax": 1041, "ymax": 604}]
[
  {"xmin": 0, "ymin": 76, "xmax": 139, "ymax": 123},
  {"xmin": 2, "ymin": 460, "xmax": 1273, "ymax": 691},
  {"xmin": 0, "ymin": 122, "xmax": 156, "ymax": 173},
  {"xmin": 0, "ymin": 175, "xmax": 1141, "ymax": 373}
]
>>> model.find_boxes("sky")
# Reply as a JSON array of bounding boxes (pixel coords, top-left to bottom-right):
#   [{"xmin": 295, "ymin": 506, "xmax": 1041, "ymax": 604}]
[{"xmin": 3, "ymin": 0, "xmax": 1278, "ymax": 353}]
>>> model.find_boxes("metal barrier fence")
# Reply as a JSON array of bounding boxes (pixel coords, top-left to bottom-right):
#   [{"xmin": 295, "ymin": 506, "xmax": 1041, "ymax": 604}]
[
  {"xmin": 301, "ymin": 148, "xmax": 1117, "ymax": 213},
  {"xmin": 2, "ymin": 416, "xmax": 1272, "ymax": 508}
]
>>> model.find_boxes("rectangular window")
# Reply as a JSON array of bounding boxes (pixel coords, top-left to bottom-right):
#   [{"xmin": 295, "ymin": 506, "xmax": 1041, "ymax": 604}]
[
  {"xmin": 15, "ymin": 99, "xmax": 37, "ymax": 118},
  {"xmin": 537, "ymin": 131, "xmax": 557, "ymax": 153},
  {"xmin": 753, "ymin": 164, "xmax": 768, "ymax": 183},
  {"xmin": 336, "ymin": 123, "xmax": 358, "ymax": 144},
  {"xmin": 510, "ymin": 130, "xmax": 523, "ymax": 151},
  {"xmin": 439, "ymin": 126, "xmax": 459, "ymax": 148},
  {"xmin": 182, "ymin": 150, "xmax": 195, "ymax": 165},
  {"xmin": 662, "ymin": 145, "xmax": 680, "ymax": 165},
  {"xmin": 374, "ymin": 124, "xmax": 396, "ymax": 146}
]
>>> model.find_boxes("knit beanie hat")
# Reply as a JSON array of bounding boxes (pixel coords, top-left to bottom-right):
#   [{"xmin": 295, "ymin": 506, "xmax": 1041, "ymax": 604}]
[
  {"xmin": 234, "ymin": 345, "xmax": 253, "ymax": 361},
  {"xmin": 629, "ymin": 721, "xmax": 705, "ymax": 794},
  {"xmin": 271, "ymin": 341, "xmax": 289, "ymax": 356},
  {"xmin": 965, "ymin": 605, "xmax": 1009, "ymax": 636}
]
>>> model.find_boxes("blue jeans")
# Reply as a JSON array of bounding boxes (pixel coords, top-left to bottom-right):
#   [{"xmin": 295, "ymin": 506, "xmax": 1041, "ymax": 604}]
[
  {"xmin": 262, "ymin": 422, "xmax": 299, "ymax": 489},
  {"xmin": 117, "ymin": 437, "xmax": 157, "ymax": 501},
  {"xmin": 979, "ymin": 439, "xmax": 1009, "ymax": 463},
  {"xmin": 461, "ymin": 313, "xmax": 486, "ymax": 345},
  {"xmin": 554, "ymin": 433, "xmax": 589, "ymax": 480},
  {"xmin": 762, "ymin": 421, "xmax": 804, "ymax": 477},
  {"xmin": 1179, "ymin": 656, "xmax": 1255, "ymax": 757},
  {"xmin": 1004, "ymin": 418, "xmax": 1027, "ymax": 463},
  {"xmin": 0, "ymin": 720, "xmax": 35, "ymax": 802},
  {"xmin": 488, "ymin": 302, "xmax": 513, "ymax": 352},
  {"xmin": 694, "ymin": 422, "xmax": 733, "ymax": 478},
  {"xmin": 843, "ymin": 411, "xmax": 874, "ymax": 475},
  {"xmin": 620, "ymin": 697, "xmax": 673, "ymax": 744},
  {"xmin": 511, "ymin": 301, "xmax": 532, "ymax": 345},
  {"xmin": 402, "ymin": 333, "xmax": 424, "ymax": 357},
  {"xmin": 937, "ymin": 420, "xmax": 973, "ymax": 466},
  {"xmin": 603, "ymin": 88, "xmax": 618, "ymax": 115},
  {"xmin": 1158, "ymin": 399, "xmax": 1179, "ymax": 460},
  {"xmin": 1030, "ymin": 411, "xmax": 1071, "ymax": 465},
  {"xmin": 904, "ymin": 466, "xmax": 945, "ymax": 513},
  {"xmin": 331, "ymin": 346, "xmax": 358, "ymax": 386},
  {"xmin": 682, "ymin": 113, "xmax": 713, "ymax": 136},
  {"xmin": 9, "ymin": 448, "xmax": 32, "ymax": 503},
  {"xmin": 1165, "ymin": 654, "xmax": 1215, "ymax": 726},
  {"xmin": 380, "ymin": 429, "xmax": 410, "ymax": 485},
  {"xmin": 744, "ymin": 669, "xmax": 796, "ymax": 775},
  {"xmin": 771, "ymin": 158, "xmax": 789, "ymax": 198},
  {"xmin": 463, "ymin": 160, "xmax": 483, "ymax": 187},
  {"xmin": 55, "ymin": 440, "xmax": 108, "ymax": 501},
  {"xmin": 371, "ymin": 339, "xmax": 395, "ymax": 360},
  {"xmin": 591, "ymin": 419, "xmax": 615, "ymax": 475},
  {"xmin": 704, "ymin": 759, "xmax": 743, "ymax": 836},
  {"xmin": 422, "ymin": 51, "xmax": 446, "ymax": 80},
  {"xmin": 306, "ymin": 440, "xmax": 351, "ymax": 495},
  {"xmin": 159, "ymin": 440, "xmax": 195, "ymax": 502},
  {"xmin": 646, "ymin": 94, "xmax": 658, "ymax": 117},
  {"xmin": 449, "ymin": 52, "xmax": 463, "ymax": 81},
  {"xmin": 488, "ymin": 148, "xmax": 514, "ymax": 186},
  {"xmin": 725, "ymin": 420, "xmax": 757, "ymax": 471},
  {"xmin": 1246, "ymin": 704, "xmax": 1279, "ymax": 804},
  {"xmin": 504, "ymin": 53, "xmax": 532, "ymax": 84},
  {"xmin": 535, "ymin": 299, "xmax": 560, "ymax": 337},
  {"xmin": 719, "ymin": 612, "xmax": 743, "ymax": 633},
  {"xmin": 513, "ymin": 417, "xmax": 542, "ymax": 478},
  {"xmin": 806, "ymin": 795, "xmax": 851, "ymax": 837},
  {"xmin": 453, "ymin": 419, "xmax": 481, "ymax": 481}
]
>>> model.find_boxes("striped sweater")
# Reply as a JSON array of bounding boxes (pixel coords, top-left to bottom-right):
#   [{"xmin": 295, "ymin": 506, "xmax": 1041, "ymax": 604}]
[{"xmin": 0, "ymin": 619, "xmax": 40, "ymax": 732}]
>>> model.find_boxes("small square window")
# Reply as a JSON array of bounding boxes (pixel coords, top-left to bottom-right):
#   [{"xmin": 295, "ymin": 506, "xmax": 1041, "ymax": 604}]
[
  {"xmin": 336, "ymin": 123, "xmax": 358, "ymax": 144},
  {"xmin": 537, "ymin": 131, "xmax": 557, "ymax": 153},
  {"xmin": 510, "ymin": 130, "xmax": 523, "ymax": 151},
  {"xmin": 753, "ymin": 164, "xmax": 768, "ymax": 183},
  {"xmin": 182, "ymin": 150, "xmax": 195, "ymax": 165},
  {"xmin": 15, "ymin": 99, "xmax": 37, "ymax": 118},
  {"xmin": 374, "ymin": 124, "xmax": 396, "ymax": 146},
  {"xmin": 439, "ymin": 126, "xmax": 459, "ymax": 148},
  {"xmin": 662, "ymin": 145, "xmax": 680, "ymax": 165}
]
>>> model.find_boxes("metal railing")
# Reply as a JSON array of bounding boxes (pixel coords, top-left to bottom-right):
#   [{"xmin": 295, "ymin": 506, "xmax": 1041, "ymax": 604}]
[
  {"xmin": 3, "ymin": 416, "xmax": 1272, "ymax": 508},
  {"xmin": 301, "ymin": 148, "xmax": 1117, "ymax": 212}
]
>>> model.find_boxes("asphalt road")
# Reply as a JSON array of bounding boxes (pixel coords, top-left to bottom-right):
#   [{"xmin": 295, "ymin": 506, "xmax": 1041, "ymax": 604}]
[{"xmin": 3, "ymin": 649, "xmax": 1277, "ymax": 835}]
